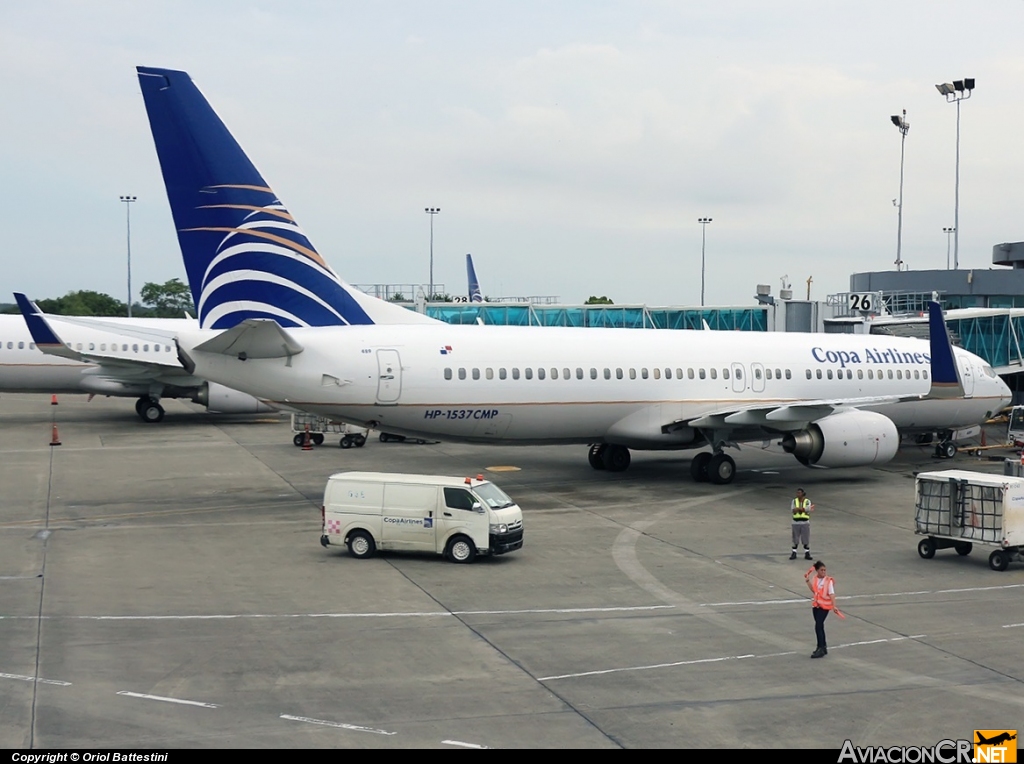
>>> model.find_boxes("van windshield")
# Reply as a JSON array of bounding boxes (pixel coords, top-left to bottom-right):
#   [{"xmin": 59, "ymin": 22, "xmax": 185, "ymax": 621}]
[{"xmin": 473, "ymin": 483, "xmax": 515, "ymax": 510}]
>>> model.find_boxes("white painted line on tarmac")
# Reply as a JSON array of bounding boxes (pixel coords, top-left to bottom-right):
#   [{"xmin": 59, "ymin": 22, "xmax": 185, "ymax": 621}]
[
  {"xmin": 442, "ymin": 740, "xmax": 491, "ymax": 748},
  {"xmin": 116, "ymin": 691, "xmax": 219, "ymax": 708},
  {"xmin": 1003, "ymin": 622, "xmax": 1024, "ymax": 628},
  {"xmin": 0, "ymin": 672, "xmax": 71, "ymax": 686},
  {"xmin": 832, "ymin": 635, "xmax": 926, "ymax": 649},
  {"xmin": 281, "ymin": 714, "xmax": 396, "ymax": 735},
  {"xmin": 540, "ymin": 635, "xmax": 928, "ymax": 682}
]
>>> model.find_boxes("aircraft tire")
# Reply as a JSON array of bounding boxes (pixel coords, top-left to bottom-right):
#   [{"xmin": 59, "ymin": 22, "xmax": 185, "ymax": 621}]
[
  {"xmin": 588, "ymin": 444, "xmax": 607, "ymax": 470},
  {"xmin": 347, "ymin": 530, "xmax": 376, "ymax": 559},
  {"xmin": 708, "ymin": 453, "xmax": 735, "ymax": 485},
  {"xmin": 446, "ymin": 535, "xmax": 477, "ymax": 564},
  {"xmin": 139, "ymin": 399, "xmax": 164, "ymax": 424},
  {"xmin": 690, "ymin": 452, "xmax": 712, "ymax": 482},
  {"xmin": 602, "ymin": 444, "xmax": 630, "ymax": 472},
  {"xmin": 941, "ymin": 441, "xmax": 957, "ymax": 459}
]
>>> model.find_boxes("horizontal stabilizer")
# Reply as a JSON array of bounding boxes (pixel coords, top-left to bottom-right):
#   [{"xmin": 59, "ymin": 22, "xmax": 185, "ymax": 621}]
[
  {"xmin": 193, "ymin": 319, "xmax": 304, "ymax": 359},
  {"xmin": 926, "ymin": 301, "xmax": 965, "ymax": 399}
]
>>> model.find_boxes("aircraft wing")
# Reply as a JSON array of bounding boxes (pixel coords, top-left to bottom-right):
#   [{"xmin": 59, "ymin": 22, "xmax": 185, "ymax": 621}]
[
  {"xmin": 192, "ymin": 319, "xmax": 303, "ymax": 360},
  {"xmin": 15, "ymin": 292, "xmax": 189, "ymax": 375},
  {"xmin": 679, "ymin": 395, "xmax": 912, "ymax": 431}
]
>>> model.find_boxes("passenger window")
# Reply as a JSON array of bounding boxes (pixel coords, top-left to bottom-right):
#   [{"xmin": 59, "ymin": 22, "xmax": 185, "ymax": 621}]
[
  {"xmin": 687, "ymin": 368, "xmax": 694, "ymax": 379},
  {"xmin": 537, "ymin": 368, "xmax": 546, "ymax": 380},
  {"xmin": 923, "ymin": 370, "xmax": 929, "ymax": 380},
  {"xmin": 486, "ymin": 368, "xmax": 493, "ymax": 380},
  {"xmin": 653, "ymin": 368, "xmax": 660, "ymax": 380},
  {"xmin": 847, "ymin": 369, "xmax": 852, "ymax": 379},
  {"xmin": 806, "ymin": 369, "xmax": 811, "ymax": 379},
  {"xmin": 472, "ymin": 368, "xmax": 480, "ymax": 380},
  {"xmin": 896, "ymin": 370, "xmax": 902, "ymax": 380},
  {"xmin": 722, "ymin": 368, "xmax": 730, "ymax": 380},
  {"xmin": 827, "ymin": 369, "xmax": 833, "ymax": 380},
  {"xmin": 785, "ymin": 369, "xmax": 791, "ymax": 379},
  {"xmin": 100, "ymin": 344, "xmax": 106, "ymax": 351},
  {"xmin": 144, "ymin": 344, "xmax": 150, "ymax": 352},
  {"xmin": 443, "ymin": 487, "xmax": 476, "ymax": 511},
  {"xmin": 665, "ymin": 368, "xmax": 672, "ymax": 379},
  {"xmin": 699, "ymin": 369, "xmax": 706, "ymax": 380},
  {"xmin": 122, "ymin": 344, "xmax": 128, "ymax": 351},
  {"xmin": 642, "ymin": 368, "xmax": 649, "ymax": 379},
  {"xmin": 512, "ymin": 368, "xmax": 520, "ymax": 380},
  {"xmin": 629, "ymin": 368, "xmax": 636, "ymax": 380},
  {"xmin": 857, "ymin": 369, "xmax": 863, "ymax": 379},
  {"xmin": 590, "ymin": 368, "xmax": 597, "ymax": 379},
  {"xmin": 458, "ymin": 368, "xmax": 467, "ymax": 380},
  {"xmin": 616, "ymin": 368, "xmax": 623, "ymax": 379},
  {"xmin": 444, "ymin": 368, "xmax": 453, "ymax": 380},
  {"xmin": 816, "ymin": 369, "xmax": 822, "ymax": 379},
  {"xmin": 550, "ymin": 368, "xmax": 557, "ymax": 380},
  {"xmin": 525, "ymin": 368, "xmax": 533, "ymax": 380},
  {"xmin": 888, "ymin": 370, "xmax": 894, "ymax": 379},
  {"xmin": 755, "ymin": 368, "xmax": 762, "ymax": 379},
  {"xmin": 735, "ymin": 368, "xmax": 742, "ymax": 379},
  {"xmin": 576, "ymin": 368, "xmax": 583, "ymax": 380},
  {"xmin": 710, "ymin": 368, "xmax": 717, "ymax": 380},
  {"xmin": 565, "ymin": 368, "xmax": 572, "ymax": 380},
  {"xmin": 499, "ymin": 368, "xmax": 507, "ymax": 380},
  {"xmin": 29, "ymin": 343, "xmax": 35, "ymax": 349},
  {"xmin": 604, "ymin": 368, "xmax": 611, "ymax": 380},
  {"xmin": 914, "ymin": 370, "xmax": 920, "ymax": 379},
  {"xmin": 75, "ymin": 343, "xmax": 82, "ymax": 351}
]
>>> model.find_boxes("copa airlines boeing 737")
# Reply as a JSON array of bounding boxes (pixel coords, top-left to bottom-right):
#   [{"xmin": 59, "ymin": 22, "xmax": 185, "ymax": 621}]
[
  {"xmin": 16, "ymin": 66, "xmax": 1012, "ymax": 483},
  {"xmin": 0, "ymin": 314, "xmax": 275, "ymax": 421}
]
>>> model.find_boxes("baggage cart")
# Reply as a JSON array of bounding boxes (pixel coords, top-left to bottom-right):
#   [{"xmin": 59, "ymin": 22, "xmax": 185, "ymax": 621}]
[
  {"xmin": 290, "ymin": 413, "xmax": 369, "ymax": 449},
  {"xmin": 915, "ymin": 470, "xmax": 1024, "ymax": 571}
]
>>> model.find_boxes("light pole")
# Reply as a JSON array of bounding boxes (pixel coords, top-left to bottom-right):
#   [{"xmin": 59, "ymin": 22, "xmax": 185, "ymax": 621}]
[
  {"xmin": 935, "ymin": 78, "xmax": 974, "ymax": 269},
  {"xmin": 890, "ymin": 110, "xmax": 910, "ymax": 271},
  {"xmin": 424, "ymin": 207, "xmax": 440, "ymax": 300},
  {"xmin": 120, "ymin": 195, "xmax": 137, "ymax": 316},
  {"xmin": 943, "ymin": 226, "xmax": 955, "ymax": 270},
  {"xmin": 698, "ymin": 217, "xmax": 712, "ymax": 307}
]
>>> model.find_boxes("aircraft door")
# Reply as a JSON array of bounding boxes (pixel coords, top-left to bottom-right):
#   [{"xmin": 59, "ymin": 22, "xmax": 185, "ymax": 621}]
[
  {"xmin": 731, "ymin": 363, "xmax": 747, "ymax": 393},
  {"xmin": 751, "ymin": 363, "xmax": 765, "ymax": 394},
  {"xmin": 376, "ymin": 349, "xmax": 402, "ymax": 403},
  {"xmin": 958, "ymin": 357, "xmax": 975, "ymax": 398}
]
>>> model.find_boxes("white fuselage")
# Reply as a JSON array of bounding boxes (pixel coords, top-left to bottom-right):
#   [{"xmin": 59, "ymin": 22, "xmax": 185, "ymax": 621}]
[{"xmin": 181, "ymin": 324, "xmax": 1011, "ymax": 447}]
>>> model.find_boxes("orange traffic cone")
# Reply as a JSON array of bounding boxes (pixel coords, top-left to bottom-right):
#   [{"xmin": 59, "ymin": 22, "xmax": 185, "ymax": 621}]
[
  {"xmin": 50, "ymin": 423, "xmax": 62, "ymax": 446},
  {"xmin": 302, "ymin": 424, "xmax": 313, "ymax": 451},
  {"xmin": 50, "ymin": 394, "xmax": 58, "ymax": 406}
]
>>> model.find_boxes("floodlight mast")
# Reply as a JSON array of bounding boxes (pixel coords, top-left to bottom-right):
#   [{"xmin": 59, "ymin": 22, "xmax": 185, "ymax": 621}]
[
  {"xmin": 890, "ymin": 110, "xmax": 910, "ymax": 271},
  {"xmin": 935, "ymin": 78, "xmax": 975, "ymax": 269}
]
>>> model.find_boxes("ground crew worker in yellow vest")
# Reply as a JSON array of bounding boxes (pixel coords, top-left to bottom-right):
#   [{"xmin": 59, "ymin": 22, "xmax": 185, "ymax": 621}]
[
  {"xmin": 805, "ymin": 560, "xmax": 836, "ymax": 658},
  {"xmin": 790, "ymin": 488, "xmax": 814, "ymax": 560}
]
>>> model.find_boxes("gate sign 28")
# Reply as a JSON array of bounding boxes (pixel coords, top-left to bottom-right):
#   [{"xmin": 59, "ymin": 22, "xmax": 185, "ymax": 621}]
[{"xmin": 848, "ymin": 292, "xmax": 877, "ymax": 313}]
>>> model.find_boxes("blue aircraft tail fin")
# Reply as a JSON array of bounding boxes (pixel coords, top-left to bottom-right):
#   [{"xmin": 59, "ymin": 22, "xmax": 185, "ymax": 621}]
[
  {"xmin": 927, "ymin": 301, "xmax": 965, "ymax": 399},
  {"xmin": 466, "ymin": 254, "xmax": 483, "ymax": 303},
  {"xmin": 135, "ymin": 66, "xmax": 437, "ymax": 329}
]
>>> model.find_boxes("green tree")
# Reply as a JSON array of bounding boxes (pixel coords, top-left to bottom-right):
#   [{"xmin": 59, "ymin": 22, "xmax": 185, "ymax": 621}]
[
  {"xmin": 36, "ymin": 290, "xmax": 128, "ymax": 316},
  {"xmin": 585, "ymin": 295, "xmax": 614, "ymax": 305},
  {"xmin": 140, "ymin": 278, "xmax": 195, "ymax": 317}
]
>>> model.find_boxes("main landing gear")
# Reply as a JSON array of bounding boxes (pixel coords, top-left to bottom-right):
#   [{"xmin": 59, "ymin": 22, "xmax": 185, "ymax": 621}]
[
  {"xmin": 587, "ymin": 444, "xmax": 631, "ymax": 472},
  {"xmin": 689, "ymin": 451, "xmax": 736, "ymax": 485},
  {"xmin": 135, "ymin": 396, "xmax": 164, "ymax": 423}
]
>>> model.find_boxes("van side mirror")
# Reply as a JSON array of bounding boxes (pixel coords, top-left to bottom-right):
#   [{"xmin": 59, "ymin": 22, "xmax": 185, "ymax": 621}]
[{"xmin": 472, "ymin": 502, "xmax": 484, "ymax": 513}]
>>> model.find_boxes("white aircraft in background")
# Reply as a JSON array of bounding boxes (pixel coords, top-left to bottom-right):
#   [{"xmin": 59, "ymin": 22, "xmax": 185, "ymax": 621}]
[
  {"xmin": 0, "ymin": 313, "xmax": 275, "ymax": 422},
  {"xmin": 17, "ymin": 66, "xmax": 1012, "ymax": 482}
]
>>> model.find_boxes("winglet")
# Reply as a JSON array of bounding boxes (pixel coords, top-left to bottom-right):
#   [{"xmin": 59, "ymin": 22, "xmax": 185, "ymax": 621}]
[
  {"xmin": 926, "ymin": 300, "xmax": 964, "ymax": 399},
  {"xmin": 14, "ymin": 293, "xmax": 81, "ymax": 360}
]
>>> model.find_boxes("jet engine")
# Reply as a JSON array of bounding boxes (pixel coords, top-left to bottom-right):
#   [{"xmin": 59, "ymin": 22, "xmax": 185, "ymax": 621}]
[
  {"xmin": 781, "ymin": 410, "xmax": 899, "ymax": 467},
  {"xmin": 192, "ymin": 382, "xmax": 277, "ymax": 414}
]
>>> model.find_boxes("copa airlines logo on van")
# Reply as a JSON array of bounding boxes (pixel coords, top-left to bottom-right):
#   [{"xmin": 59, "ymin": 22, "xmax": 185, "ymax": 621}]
[
  {"xmin": 813, "ymin": 347, "xmax": 932, "ymax": 369},
  {"xmin": 838, "ymin": 739, "xmax": 972, "ymax": 763},
  {"xmin": 383, "ymin": 517, "xmax": 424, "ymax": 526}
]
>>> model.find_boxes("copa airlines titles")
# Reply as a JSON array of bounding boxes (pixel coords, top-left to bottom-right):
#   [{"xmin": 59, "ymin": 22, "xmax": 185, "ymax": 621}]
[{"xmin": 812, "ymin": 347, "xmax": 932, "ymax": 369}]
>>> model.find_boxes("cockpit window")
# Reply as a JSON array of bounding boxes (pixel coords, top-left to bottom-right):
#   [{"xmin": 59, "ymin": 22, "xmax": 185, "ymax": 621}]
[{"xmin": 982, "ymin": 365, "xmax": 998, "ymax": 378}]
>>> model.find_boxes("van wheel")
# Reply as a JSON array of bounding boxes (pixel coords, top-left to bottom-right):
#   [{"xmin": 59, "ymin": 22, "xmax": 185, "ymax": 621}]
[
  {"xmin": 446, "ymin": 535, "xmax": 477, "ymax": 564},
  {"xmin": 347, "ymin": 530, "xmax": 376, "ymax": 559}
]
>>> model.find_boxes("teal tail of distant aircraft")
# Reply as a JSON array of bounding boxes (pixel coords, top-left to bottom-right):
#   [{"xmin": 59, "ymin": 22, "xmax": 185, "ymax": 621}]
[
  {"xmin": 136, "ymin": 66, "xmax": 436, "ymax": 330},
  {"xmin": 466, "ymin": 254, "xmax": 483, "ymax": 303}
]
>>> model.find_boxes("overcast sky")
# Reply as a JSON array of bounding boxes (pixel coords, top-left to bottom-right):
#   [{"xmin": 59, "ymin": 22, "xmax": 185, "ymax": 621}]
[{"xmin": 3, "ymin": 1, "xmax": 1022, "ymax": 307}]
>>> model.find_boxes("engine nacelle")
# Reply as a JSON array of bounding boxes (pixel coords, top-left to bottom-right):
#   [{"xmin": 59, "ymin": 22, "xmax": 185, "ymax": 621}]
[
  {"xmin": 192, "ymin": 382, "xmax": 277, "ymax": 414},
  {"xmin": 781, "ymin": 410, "xmax": 899, "ymax": 468}
]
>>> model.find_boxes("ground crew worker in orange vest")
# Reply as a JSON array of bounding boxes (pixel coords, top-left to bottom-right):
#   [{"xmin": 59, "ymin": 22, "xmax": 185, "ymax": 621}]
[
  {"xmin": 790, "ymin": 488, "xmax": 815, "ymax": 560},
  {"xmin": 805, "ymin": 560, "xmax": 836, "ymax": 658}
]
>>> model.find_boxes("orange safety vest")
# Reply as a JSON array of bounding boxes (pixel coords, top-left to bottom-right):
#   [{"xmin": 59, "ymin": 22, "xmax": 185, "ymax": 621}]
[{"xmin": 811, "ymin": 575, "xmax": 835, "ymax": 610}]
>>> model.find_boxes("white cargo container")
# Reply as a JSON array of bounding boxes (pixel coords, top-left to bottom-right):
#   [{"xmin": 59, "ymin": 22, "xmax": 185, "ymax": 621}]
[
  {"xmin": 915, "ymin": 469, "xmax": 1024, "ymax": 571},
  {"xmin": 319, "ymin": 472, "xmax": 524, "ymax": 563}
]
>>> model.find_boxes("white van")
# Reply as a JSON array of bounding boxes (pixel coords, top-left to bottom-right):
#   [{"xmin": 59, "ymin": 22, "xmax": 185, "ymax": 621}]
[{"xmin": 319, "ymin": 472, "xmax": 524, "ymax": 563}]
